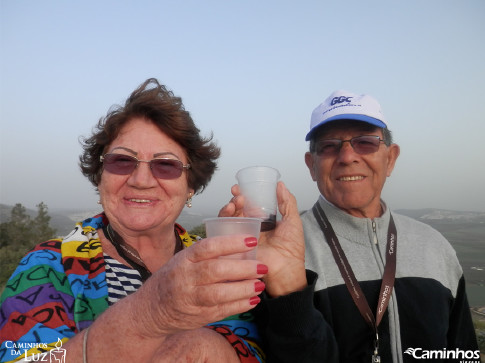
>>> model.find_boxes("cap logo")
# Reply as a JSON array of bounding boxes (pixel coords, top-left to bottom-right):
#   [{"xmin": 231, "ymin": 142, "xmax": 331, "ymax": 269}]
[{"xmin": 330, "ymin": 96, "xmax": 353, "ymax": 105}]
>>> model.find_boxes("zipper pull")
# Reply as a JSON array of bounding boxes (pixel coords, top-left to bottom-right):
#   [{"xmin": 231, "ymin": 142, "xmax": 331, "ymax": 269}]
[{"xmin": 372, "ymin": 221, "xmax": 378, "ymax": 244}]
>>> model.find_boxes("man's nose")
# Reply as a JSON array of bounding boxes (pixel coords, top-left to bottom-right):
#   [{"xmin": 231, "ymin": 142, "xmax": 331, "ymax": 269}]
[{"xmin": 337, "ymin": 140, "xmax": 359, "ymax": 162}]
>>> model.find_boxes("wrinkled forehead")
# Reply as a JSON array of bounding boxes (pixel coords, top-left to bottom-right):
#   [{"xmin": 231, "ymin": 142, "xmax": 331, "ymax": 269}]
[{"xmin": 313, "ymin": 119, "xmax": 382, "ymax": 140}]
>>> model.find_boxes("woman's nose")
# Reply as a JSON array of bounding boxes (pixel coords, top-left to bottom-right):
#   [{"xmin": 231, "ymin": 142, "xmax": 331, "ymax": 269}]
[{"xmin": 128, "ymin": 161, "xmax": 158, "ymax": 187}]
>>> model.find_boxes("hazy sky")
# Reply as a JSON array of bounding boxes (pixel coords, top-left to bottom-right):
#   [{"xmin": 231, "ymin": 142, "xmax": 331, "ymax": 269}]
[{"xmin": 1, "ymin": 0, "xmax": 484, "ymax": 218}]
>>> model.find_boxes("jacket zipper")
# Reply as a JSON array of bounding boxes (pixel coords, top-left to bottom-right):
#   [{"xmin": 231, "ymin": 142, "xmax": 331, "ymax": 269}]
[
  {"xmin": 372, "ymin": 220, "xmax": 385, "ymax": 269},
  {"xmin": 372, "ymin": 220, "xmax": 378, "ymax": 245}
]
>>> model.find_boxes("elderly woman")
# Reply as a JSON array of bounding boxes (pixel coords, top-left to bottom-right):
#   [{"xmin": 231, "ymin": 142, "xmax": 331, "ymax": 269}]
[{"xmin": 0, "ymin": 79, "xmax": 268, "ymax": 362}]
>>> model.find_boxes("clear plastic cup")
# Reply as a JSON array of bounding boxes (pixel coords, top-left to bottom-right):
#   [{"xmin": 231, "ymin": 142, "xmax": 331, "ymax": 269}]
[
  {"xmin": 236, "ymin": 166, "xmax": 280, "ymax": 231},
  {"xmin": 204, "ymin": 217, "xmax": 261, "ymax": 259}
]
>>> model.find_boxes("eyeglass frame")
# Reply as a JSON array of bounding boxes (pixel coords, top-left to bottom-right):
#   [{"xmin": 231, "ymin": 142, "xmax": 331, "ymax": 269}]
[
  {"xmin": 100, "ymin": 153, "xmax": 191, "ymax": 179},
  {"xmin": 311, "ymin": 135, "xmax": 387, "ymax": 156}
]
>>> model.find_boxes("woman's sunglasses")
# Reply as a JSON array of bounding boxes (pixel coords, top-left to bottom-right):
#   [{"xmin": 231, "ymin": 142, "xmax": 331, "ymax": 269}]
[
  {"xmin": 100, "ymin": 153, "xmax": 190, "ymax": 180},
  {"xmin": 314, "ymin": 135, "xmax": 385, "ymax": 156}
]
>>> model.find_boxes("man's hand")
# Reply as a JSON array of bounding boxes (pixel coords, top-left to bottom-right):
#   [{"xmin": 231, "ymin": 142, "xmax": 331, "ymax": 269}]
[{"xmin": 219, "ymin": 182, "xmax": 307, "ymax": 297}]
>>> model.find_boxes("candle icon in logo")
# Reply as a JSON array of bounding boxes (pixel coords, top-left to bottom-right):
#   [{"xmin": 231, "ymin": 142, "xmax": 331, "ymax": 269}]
[{"xmin": 49, "ymin": 338, "xmax": 66, "ymax": 363}]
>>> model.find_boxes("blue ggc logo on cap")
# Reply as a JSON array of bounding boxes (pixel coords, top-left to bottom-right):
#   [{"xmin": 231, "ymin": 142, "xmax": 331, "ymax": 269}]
[{"xmin": 331, "ymin": 96, "xmax": 353, "ymax": 105}]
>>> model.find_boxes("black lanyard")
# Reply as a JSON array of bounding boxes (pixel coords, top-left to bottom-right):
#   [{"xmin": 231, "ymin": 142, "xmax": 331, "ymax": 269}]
[
  {"xmin": 312, "ymin": 202, "xmax": 397, "ymax": 363},
  {"xmin": 103, "ymin": 224, "xmax": 185, "ymax": 282},
  {"xmin": 103, "ymin": 225, "xmax": 152, "ymax": 282}
]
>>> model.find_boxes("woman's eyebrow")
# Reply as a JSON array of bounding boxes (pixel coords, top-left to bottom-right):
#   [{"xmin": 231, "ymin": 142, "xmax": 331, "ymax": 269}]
[
  {"xmin": 153, "ymin": 151, "xmax": 180, "ymax": 159},
  {"xmin": 111, "ymin": 146, "xmax": 136, "ymax": 155},
  {"xmin": 109, "ymin": 148, "xmax": 180, "ymax": 160}
]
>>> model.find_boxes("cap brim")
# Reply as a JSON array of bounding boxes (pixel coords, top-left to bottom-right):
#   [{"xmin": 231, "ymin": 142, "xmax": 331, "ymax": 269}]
[{"xmin": 305, "ymin": 114, "xmax": 387, "ymax": 141}]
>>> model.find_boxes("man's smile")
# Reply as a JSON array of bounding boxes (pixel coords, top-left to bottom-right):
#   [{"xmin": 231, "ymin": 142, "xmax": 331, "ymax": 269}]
[{"xmin": 337, "ymin": 175, "xmax": 365, "ymax": 182}]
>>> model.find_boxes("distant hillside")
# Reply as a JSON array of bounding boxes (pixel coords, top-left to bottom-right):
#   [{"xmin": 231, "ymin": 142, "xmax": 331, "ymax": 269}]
[
  {"xmin": 395, "ymin": 208, "xmax": 485, "ymax": 223},
  {"xmin": 1, "ymin": 204, "xmax": 207, "ymax": 237},
  {"xmin": 2, "ymin": 204, "xmax": 484, "ymax": 238},
  {"xmin": 1, "ymin": 204, "xmax": 99, "ymax": 237}
]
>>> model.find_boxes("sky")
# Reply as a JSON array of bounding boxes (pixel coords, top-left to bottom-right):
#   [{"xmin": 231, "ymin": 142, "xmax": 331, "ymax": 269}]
[{"xmin": 1, "ymin": 0, "xmax": 484, "ymax": 219}]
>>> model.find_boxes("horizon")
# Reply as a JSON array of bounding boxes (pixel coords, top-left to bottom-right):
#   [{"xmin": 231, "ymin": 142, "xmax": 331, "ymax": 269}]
[{"xmin": 2, "ymin": 202, "xmax": 484, "ymax": 219}]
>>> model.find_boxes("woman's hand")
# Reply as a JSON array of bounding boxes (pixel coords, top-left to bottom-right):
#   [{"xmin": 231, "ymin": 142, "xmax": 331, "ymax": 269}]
[
  {"xmin": 132, "ymin": 235, "xmax": 267, "ymax": 337},
  {"xmin": 219, "ymin": 182, "xmax": 307, "ymax": 297}
]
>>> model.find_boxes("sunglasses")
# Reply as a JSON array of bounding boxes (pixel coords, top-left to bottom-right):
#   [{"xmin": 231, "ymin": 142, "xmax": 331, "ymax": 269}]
[
  {"xmin": 314, "ymin": 135, "xmax": 385, "ymax": 156},
  {"xmin": 100, "ymin": 153, "xmax": 190, "ymax": 180}
]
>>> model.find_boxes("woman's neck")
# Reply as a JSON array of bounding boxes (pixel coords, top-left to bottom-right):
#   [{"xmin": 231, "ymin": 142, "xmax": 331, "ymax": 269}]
[{"xmin": 102, "ymin": 224, "xmax": 178, "ymax": 273}]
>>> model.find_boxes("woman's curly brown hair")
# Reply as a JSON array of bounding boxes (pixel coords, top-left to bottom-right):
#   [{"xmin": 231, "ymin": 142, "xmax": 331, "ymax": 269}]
[{"xmin": 79, "ymin": 78, "xmax": 220, "ymax": 193}]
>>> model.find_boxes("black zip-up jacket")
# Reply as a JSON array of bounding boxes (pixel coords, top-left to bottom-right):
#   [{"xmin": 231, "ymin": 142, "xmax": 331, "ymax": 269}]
[{"xmin": 257, "ymin": 198, "xmax": 479, "ymax": 362}]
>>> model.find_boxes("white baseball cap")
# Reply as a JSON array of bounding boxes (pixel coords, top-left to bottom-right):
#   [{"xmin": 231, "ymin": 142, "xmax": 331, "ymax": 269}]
[{"xmin": 305, "ymin": 90, "xmax": 388, "ymax": 141}]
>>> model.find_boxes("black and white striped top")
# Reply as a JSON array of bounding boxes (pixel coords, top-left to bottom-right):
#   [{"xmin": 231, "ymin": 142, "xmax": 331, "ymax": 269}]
[{"xmin": 103, "ymin": 253, "xmax": 143, "ymax": 305}]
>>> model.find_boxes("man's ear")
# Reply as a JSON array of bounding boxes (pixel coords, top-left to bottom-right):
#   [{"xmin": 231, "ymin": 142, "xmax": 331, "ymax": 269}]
[
  {"xmin": 305, "ymin": 152, "xmax": 317, "ymax": 181},
  {"xmin": 386, "ymin": 144, "xmax": 400, "ymax": 177}
]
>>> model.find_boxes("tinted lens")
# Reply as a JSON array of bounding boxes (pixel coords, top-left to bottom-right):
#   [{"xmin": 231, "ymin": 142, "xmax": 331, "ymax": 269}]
[
  {"xmin": 150, "ymin": 158, "xmax": 184, "ymax": 179},
  {"xmin": 315, "ymin": 136, "xmax": 381, "ymax": 156},
  {"xmin": 103, "ymin": 154, "xmax": 138, "ymax": 175},
  {"xmin": 315, "ymin": 140, "xmax": 341, "ymax": 156},
  {"xmin": 350, "ymin": 136, "xmax": 381, "ymax": 154}
]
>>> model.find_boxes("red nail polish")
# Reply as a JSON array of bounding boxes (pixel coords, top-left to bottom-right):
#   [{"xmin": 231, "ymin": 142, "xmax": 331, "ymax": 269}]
[
  {"xmin": 257, "ymin": 264, "xmax": 268, "ymax": 274},
  {"xmin": 245, "ymin": 237, "xmax": 257, "ymax": 247},
  {"xmin": 249, "ymin": 296, "xmax": 261, "ymax": 305},
  {"xmin": 255, "ymin": 281, "xmax": 265, "ymax": 292}
]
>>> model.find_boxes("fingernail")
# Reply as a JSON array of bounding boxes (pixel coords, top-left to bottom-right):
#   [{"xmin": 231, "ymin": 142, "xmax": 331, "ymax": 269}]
[
  {"xmin": 245, "ymin": 237, "xmax": 257, "ymax": 247},
  {"xmin": 255, "ymin": 281, "xmax": 265, "ymax": 292},
  {"xmin": 249, "ymin": 296, "xmax": 261, "ymax": 305},
  {"xmin": 257, "ymin": 264, "xmax": 268, "ymax": 274}
]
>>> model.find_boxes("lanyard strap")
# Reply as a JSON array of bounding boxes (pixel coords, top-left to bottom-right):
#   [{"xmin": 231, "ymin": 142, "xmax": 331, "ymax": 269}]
[
  {"xmin": 103, "ymin": 224, "xmax": 185, "ymax": 282},
  {"xmin": 103, "ymin": 225, "xmax": 152, "ymax": 281},
  {"xmin": 312, "ymin": 202, "xmax": 397, "ymax": 332}
]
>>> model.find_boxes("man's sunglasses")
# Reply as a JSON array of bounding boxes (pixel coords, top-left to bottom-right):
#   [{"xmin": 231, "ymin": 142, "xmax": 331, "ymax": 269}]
[
  {"xmin": 314, "ymin": 135, "xmax": 385, "ymax": 156},
  {"xmin": 100, "ymin": 153, "xmax": 190, "ymax": 180}
]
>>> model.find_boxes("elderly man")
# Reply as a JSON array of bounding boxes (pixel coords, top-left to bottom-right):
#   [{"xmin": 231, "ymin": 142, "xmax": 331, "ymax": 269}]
[{"xmin": 256, "ymin": 91, "xmax": 479, "ymax": 362}]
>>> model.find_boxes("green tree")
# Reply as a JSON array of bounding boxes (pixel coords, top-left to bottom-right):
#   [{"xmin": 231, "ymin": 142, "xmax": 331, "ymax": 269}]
[
  {"xmin": 33, "ymin": 202, "xmax": 56, "ymax": 242},
  {"xmin": 0, "ymin": 203, "xmax": 33, "ymax": 249},
  {"xmin": 0, "ymin": 202, "xmax": 56, "ymax": 288}
]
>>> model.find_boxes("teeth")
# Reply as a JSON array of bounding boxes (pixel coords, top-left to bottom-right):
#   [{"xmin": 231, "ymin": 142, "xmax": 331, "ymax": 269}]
[
  {"xmin": 339, "ymin": 176, "xmax": 364, "ymax": 181},
  {"xmin": 130, "ymin": 199, "xmax": 151, "ymax": 203}
]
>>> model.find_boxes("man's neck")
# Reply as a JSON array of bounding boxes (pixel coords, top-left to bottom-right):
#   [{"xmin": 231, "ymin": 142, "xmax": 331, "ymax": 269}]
[{"xmin": 320, "ymin": 195, "xmax": 386, "ymax": 219}]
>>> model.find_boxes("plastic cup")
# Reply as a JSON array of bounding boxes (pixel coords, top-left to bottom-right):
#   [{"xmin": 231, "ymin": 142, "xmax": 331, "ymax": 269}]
[
  {"xmin": 236, "ymin": 166, "xmax": 280, "ymax": 231},
  {"xmin": 204, "ymin": 217, "xmax": 261, "ymax": 259}
]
